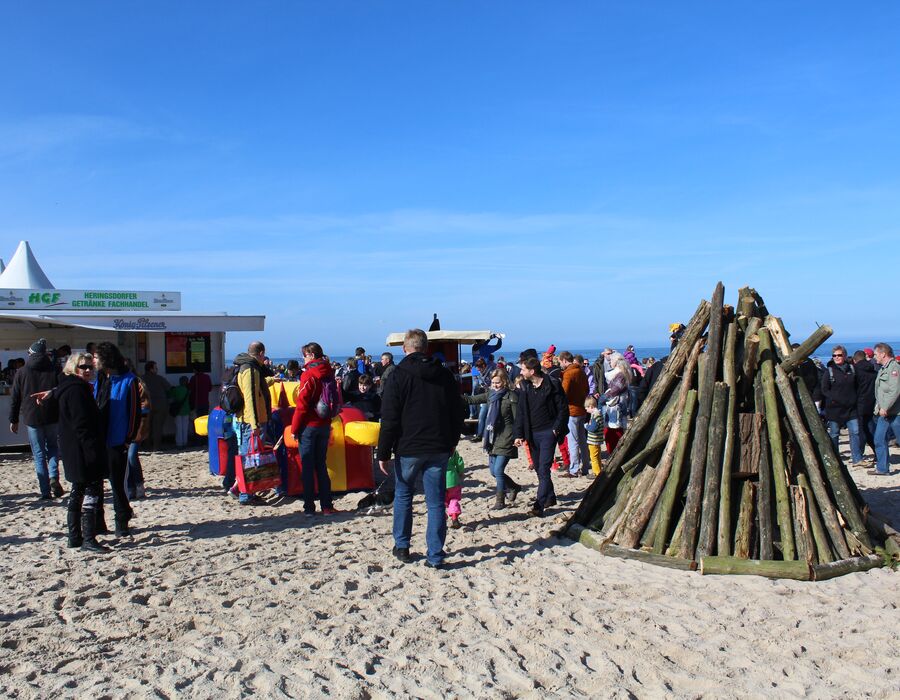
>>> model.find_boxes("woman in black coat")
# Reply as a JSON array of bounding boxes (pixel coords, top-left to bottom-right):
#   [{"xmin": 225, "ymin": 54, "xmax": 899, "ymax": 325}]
[{"xmin": 57, "ymin": 353, "xmax": 109, "ymax": 552}]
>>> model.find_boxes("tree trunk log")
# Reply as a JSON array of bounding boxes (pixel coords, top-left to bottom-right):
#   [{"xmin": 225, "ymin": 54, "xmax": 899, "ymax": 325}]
[
  {"xmin": 741, "ymin": 335, "xmax": 759, "ymax": 407},
  {"xmin": 680, "ymin": 282, "xmax": 725, "ymax": 559},
  {"xmin": 773, "ymin": 365, "xmax": 851, "ymax": 559},
  {"xmin": 697, "ymin": 382, "xmax": 729, "ymax": 557},
  {"xmin": 754, "ymin": 374, "xmax": 774, "ymax": 559},
  {"xmin": 811, "ymin": 554, "xmax": 883, "ymax": 581},
  {"xmin": 718, "ymin": 322, "xmax": 738, "ymax": 556},
  {"xmin": 764, "ymin": 315, "xmax": 793, "ymax": 358},
  {"xmin": 758, "ymin": 328, "xmax": 796, "ymax": 560},
  {"xmin": 793, "ymin": 379, "xmax": 872, "ymax": 550},
  {"xmin": 567, "ymin": 299, "xmax": 711, "ymax": 528},
  {"xmin": 652, "ymin": 390, "xmax": 698, "ymax": 554},
  {"xmin": 779, "ymin": 325, "xmax": 834, "ymax": 375},
  {"xmin": 567, "ymin": 525, "xmax": 699, "ymax": 569},
  {"xmin": 735, "ymin": 413, "xmax": 765, "ymax": 477},
  {"xmin": 797, "ymin": 473, "xmax": 835, "ymax": 564},
  {"xmin": 790, "ymin": 485, "xmax": 816, "ymax": 565},
  {"xmin": 700, "ymin": 556, "xmax": 811, "ymax": 580},
  {"xmin": 666, "ymin": 507, "xmax": 687, "ymax": 557},
  {"xmin": 618, "ymin": 339, "xmax": 704, "ymax": 549},
  {"xmin": 733, "ymin": 481, "xmax": 756, "ymax": 559}
]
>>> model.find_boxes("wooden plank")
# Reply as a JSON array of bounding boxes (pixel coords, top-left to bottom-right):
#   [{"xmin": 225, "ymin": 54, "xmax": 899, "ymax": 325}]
[
  {"xmin": 697, "ymin": 382, "xmax": 729, "ymax": 557},
  {"xmin": 733, "ymin": 481, "xmax": 756, "ymax": 559}
]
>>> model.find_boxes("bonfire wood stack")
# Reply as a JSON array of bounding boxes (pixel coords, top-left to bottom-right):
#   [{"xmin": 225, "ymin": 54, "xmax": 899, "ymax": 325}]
[{"xmin": 566, "ymin": 283, "xmax": 900, "ymax": 580}]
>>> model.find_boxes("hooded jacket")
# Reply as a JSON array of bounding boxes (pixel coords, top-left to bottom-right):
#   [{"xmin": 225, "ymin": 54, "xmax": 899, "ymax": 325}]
[
  {"xmin": 291, "ymin": 358, "xmax": 336, "ymax": 433},
  {"xmin": 854, "ymin": 359, "xmax": 877, "ymax": 418},
  {"xmin": 561, "ymin": 363, "xmax": 588, "ymax": 417},
  {"xmin": 820, "ymin": 360, "xmax": 858, "ymax": 424},
  {"xmin": 56, "ymin": 373, "xmax": 107, "ymax": 483},
  {"xmin": 513, "ymin": 375, "xmax": 569, "ymax": 445},
  {"xmin": 234, "ymin": 353, "xmax": 274, "ymax": 429},
  {"xmin": 9, "ymin": 353, "xmax": 59, "ymax": 426},
  {"xmin": 376, "ymin": 352, "xmax": 465, "ymax": 460},
  {"xmin": 95, "ymin": 370, "xmax": 140, "ymax": 448}
]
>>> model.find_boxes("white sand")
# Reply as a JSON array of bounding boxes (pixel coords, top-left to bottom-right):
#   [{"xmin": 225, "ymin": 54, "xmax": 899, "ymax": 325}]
[{"xmin": 0, "ymin": 437, "xmax": 897, "ymax": 698}]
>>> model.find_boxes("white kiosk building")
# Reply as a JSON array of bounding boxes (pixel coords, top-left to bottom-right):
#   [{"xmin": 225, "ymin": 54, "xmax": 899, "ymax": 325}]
[{"xmin": 0, "ymin": 241, "xmax": 264, "ymax": 447}]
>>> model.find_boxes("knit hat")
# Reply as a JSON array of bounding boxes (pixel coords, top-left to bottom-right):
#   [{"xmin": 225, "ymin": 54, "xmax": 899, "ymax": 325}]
[
  {"xmin": 864, "ymin": 348, "xmax": 874, "ymax": 358},
  {"xmin": 28, "ymin": 338, "xmax": 47, "ymax": 355}
]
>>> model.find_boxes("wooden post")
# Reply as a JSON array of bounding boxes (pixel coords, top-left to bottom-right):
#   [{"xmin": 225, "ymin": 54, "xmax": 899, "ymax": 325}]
[
  {"xmin": 773, "ymin": 365, "xmax": 851, "ymax": 559},
  {"xmin": 797, "ymin": 473, "xmax": 834, "ymax": 564},
  {"xmin": 764, "ymin": 315, "xmax": 792, "ymax": 359},
  {"xmin": 757, "ymin": 328, "xmax": 796, "ymax": 560},
  {"xmin": 567, "ymin": 299, "xmax": 711, "ymax": 528},
  {"xmin": 680, "ymin": 282, "xmax": 725, "ymax": 559},
  {"xmin": 734, "ymin": 414, "xmax": 765, "ymax": 477},
  {"xmin": 779, "ymin": 325, "xmax": 834, "ymax": 375},
  {"xmin": 741, "ymin": 335, "xmax": 759, "ymax": 407},
  {"xmin": 793, "ymin": 379, "xmax": 872, "ymax": 550},
  {"xmin": 697, "ymin": 382, "xmax": 729, "ymax": 557},
  {"xmin": 733, "ymin": 481, "xmax": 756, "ymax": 559},
  {"xmin": 665, "ymin": 508, "xmax": 687, "ymax": 557},
  {"xmin": 604, "ymin": 467, "xmax": 656, "ymax": 546},
  {"xmin": 618, "ymin": 339, "xmax": 703, "ymax": 549},
  {"xmin": 812, "ymin": 554, "xmax": 883, "ymax": 581},
  {"xmin": 700, "ymin": 556, "xmax": 811, "ymax": 580},
  {"xmin": 791, "ymin": 485, "xmax": 816, "ymax": 565},
  {"xmin": 652, "ymin": 390, "xmax": 698, "ymax": 554},
  {"xmin": 718, "ymin": 321, "xmax": 738, "ymax": 556}
]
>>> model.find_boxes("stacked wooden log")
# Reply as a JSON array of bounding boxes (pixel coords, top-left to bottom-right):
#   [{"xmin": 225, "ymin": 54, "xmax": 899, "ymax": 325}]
[{"xmin": 565, "ymin": 283, "xmax": 900, "ymax": 580}]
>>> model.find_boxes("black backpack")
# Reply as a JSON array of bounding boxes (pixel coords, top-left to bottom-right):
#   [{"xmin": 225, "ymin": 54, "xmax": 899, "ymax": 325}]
[{"xmin": 220, "ymin": 366, "xmax": 244, "ymax": 415}]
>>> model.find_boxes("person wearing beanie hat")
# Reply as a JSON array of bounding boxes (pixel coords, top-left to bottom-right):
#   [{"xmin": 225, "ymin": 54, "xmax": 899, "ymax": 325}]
[{"xmin": 9, "ymin": 338, "xmax": 64, "ymax": 500}]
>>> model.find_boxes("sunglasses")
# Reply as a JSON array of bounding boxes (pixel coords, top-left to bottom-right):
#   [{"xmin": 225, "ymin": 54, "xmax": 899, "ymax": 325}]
[
  {"xmin": 78, "ymin": 364, "xmax": 94, "ymax": 370},
  {"xmin": 832, "ymin": 353, "xmax": 844, "ymax": 358}
]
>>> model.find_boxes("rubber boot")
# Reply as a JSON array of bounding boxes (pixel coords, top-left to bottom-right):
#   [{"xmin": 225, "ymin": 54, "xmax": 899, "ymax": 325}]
[
  {"xmin": 67, "ymin": 511, "xmax": 83, "ymax": 548},
  {"xmin": 81, "ymin": 512, "xmax": 109, "ymax": 553},
  {"xmin": 95, "ymin": 503, "xmax": 110, "ymax": 535},
  {"xmin": 51, "ymin": 478, "xmax": 65, "ymax": 499},
  {"xmin": 505, "ymin": 477, "xmax": 522, "ymax": 503},
  {"xmin": 114, "ymin": 516, "xmax": 131, "ymax": 538},
  {"xmin": 491, "ymin": 491, "xmax": 506, "ymax": 510}
]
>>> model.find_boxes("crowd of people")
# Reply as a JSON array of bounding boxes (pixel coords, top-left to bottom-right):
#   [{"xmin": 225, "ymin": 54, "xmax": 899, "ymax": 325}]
[{"xmin": 5, "ymin": 329, "xmax": 899, "ymax": 567}]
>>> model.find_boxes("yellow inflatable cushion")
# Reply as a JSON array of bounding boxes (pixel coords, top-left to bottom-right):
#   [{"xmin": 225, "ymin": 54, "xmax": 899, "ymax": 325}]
[
  {"xmin": 194, "ymin": 415, "xmax": 209, "ymax": 436},
  {"xmin": 344, "ymin": 421, "xmax": 380, "ymax": 447}
]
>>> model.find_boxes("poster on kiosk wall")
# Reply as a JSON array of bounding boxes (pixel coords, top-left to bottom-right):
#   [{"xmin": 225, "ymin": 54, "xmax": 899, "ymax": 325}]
[{"xmin": 165, "ymin": 332, "xmax": 211, "ymax": 373}]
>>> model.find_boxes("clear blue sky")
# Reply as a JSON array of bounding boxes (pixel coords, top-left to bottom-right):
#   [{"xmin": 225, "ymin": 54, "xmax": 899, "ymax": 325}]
[{"xmin": 2, "ymin": 3, "xmax": 899, "ymax": 358}]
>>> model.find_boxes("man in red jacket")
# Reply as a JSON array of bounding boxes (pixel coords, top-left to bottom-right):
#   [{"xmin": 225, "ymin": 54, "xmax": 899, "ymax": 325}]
[{"xmin": 291, "ymin": 342, "xmax": 339, "ymax": 516}]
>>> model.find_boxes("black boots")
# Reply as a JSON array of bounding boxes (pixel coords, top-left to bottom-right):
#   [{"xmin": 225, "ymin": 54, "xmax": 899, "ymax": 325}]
[
  {"xmin": 114, "ymin": 516, "xmax": 131, "ymax": 538},
  {"xmin": 505, "ymin": 477, "xmax": 522, "ymax": 503},
  {"xmin": 491, "ymin": 492, "xmax": 506, "ymax": 510},
  {"xmin": 51, "ymin": 478, "xmax": 65, "ymax": 499},
  {"xmin": 81, "ymin": 511, "xmax": 109, "ymax": 553},
  {"xmin": 67, "ymin": 511, "xmax": 82, "ymax": 548}
]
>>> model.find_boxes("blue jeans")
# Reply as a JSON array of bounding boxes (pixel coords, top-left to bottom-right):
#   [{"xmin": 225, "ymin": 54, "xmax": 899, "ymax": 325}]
[
  {"xmin": 566, "ymin": 415, "xmax": 588, "ymax": 475},
  {"xmin": 475, "ymin": 403, "xmax": 488, "ymax": 438},
  {"xmin": 235, "ymin": 421, "xmax": 256, "ymax": 503},
  {"xmin": 393, "ymin": 453, "xmax": 449, "ymax": 565},
  {"xmin": 26, "ymin": 423, "xmax": 59, "ymax": 498},
  {"xmin": 300, "ymin": 424, "xmax": 333, "ymax": 512},
  {"xmin": 873, "ymin": 414, "xmax": 900, "ymax": 475},
  {"xmin": 126, "ymin": 441, "xmax": 144, "ymax": 495},
  {"xmin": 489, "ymin": 454, "xmax": 510, "ymax": 493},
  {"xmin": 530, "ymin": 428, "xmax": 557, "ymax": 513},
  {"xmin": 827, "ymin": 418, "xmax": 862, "ymax": 464}
]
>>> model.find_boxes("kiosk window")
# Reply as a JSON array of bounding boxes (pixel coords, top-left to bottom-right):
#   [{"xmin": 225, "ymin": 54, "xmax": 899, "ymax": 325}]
[{"xmin": 165, "ymin": 333, "xmax": 211, "ymax": 373}]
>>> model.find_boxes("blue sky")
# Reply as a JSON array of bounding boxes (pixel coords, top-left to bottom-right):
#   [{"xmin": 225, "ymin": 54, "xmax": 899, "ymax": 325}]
[{"xmin": 2, "ymin": 3, "xmax": 899, "ymax": 358}]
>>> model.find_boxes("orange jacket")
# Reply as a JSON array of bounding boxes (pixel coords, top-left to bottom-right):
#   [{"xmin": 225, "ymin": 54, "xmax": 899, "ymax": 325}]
[{"xmin": 561, "ymin": 363, "xmax": 588, "ymax": 417}]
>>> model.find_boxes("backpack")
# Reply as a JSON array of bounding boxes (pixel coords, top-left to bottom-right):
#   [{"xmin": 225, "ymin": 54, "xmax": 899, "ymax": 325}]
[
  {"xmin": 315, "ymin": 374, "xmax": 343, "ymax": 420},
  {"xmin": 220, "ymin": 366, "xmax": 244, "ymax": 415}
]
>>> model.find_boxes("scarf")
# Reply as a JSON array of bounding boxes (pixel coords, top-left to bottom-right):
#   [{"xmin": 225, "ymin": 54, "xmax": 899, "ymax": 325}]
[{"xmin": 483, "ymin": 388, "xmax": 507, "ymax": 452}]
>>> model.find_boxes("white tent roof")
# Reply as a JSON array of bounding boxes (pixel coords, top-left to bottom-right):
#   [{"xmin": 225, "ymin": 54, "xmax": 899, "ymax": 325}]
[
  {"xmin": 0, "ymin": 259, "xmax": 5, "ymax": 274},
  {"xmin": 385, "ymin": 330, "xmax": 494, "ymax": 346},
  {"xmin": 0, "ymin": 241, "xmax": 55, "ymax": 289}
]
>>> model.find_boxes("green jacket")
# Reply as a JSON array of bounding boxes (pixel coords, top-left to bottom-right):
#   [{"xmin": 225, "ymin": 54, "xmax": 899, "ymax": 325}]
[
  {"xmin": 875, "ymin": 358, "xmax": 900, "ymax": 416},
  {"xmin": 446, "ymin": 451, "xmax": 464, "ymax": 489},
  {"xmin": 167, "ymin": 385, "xmax": 191, "ymax": 417},
  {"xmin": 465, "ymin": 389, "xmax": 518, "ymax": 458}
]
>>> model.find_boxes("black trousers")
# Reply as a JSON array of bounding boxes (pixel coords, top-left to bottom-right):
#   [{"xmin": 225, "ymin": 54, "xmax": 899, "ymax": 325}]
[
  {"xmin": 107, "ymin": 445, "xmax": 132, "ymax": 521},
  {"xmin": 68, "ymin": 480, "xmax": 104, "ymax": 516}
]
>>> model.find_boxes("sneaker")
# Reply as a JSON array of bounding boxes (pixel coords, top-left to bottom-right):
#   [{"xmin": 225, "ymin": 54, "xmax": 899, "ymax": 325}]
[
  {"xmin": 424, "ymin": 560, "xmax": 445, "ymax": 570},
  {"xmin": 135, "ymin": 484, "xmax": 146, "ymax": 499},
  {"xmin": 449, "ymin": 517, "xmax": 461, "ymax": 529},
  {"xmin": 321, "ymin": 507, "xmax": 340, "ymax": 516},
  {"xmin": 866, "ymin": 469, "xmax": 891, "ymax": 476},
  {"xmin": 392, "ymin": 546, "xmax": 412, "ymax": 563},
  {"xmin": 528, "ymin": 505, "xmax": 545, "ymax": 518},
  {"xmin": 545, "ymin": 495, "xmax": 558, "ymax": 508},
  {"xmin": 228, "ymin": 486, "xmax": 240, "ymax": 500}
]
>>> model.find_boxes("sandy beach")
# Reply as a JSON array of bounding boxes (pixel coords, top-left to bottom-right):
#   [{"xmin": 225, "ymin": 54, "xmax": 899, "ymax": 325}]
[{"xmin": 0, "ymin": 437, "xmax": 897, "ymax": 699}]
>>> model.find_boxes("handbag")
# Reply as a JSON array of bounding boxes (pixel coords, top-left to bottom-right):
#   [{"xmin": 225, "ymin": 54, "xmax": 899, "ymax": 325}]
[{"xmin": 236, "ymin": 430, "xmax": 281, "ymax": 494}]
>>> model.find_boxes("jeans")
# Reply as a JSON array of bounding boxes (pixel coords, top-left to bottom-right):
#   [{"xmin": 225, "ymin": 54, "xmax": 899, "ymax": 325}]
[
  {"xmin": 26, "ymin": 423, "xmax": 59, "ymax": 498},
  {"xmin": 300, "ymin": 424, "xmax": 333, "ymax": 513},
  {"xmin": 827, "ymin": 418, "xmax": 862, "ymax": 464},
  {"xmin": 106, "ymin": 445, "xmax": 131, "ymax": 524},
  {"xmin": 530, "ymin": 428, "xmax": 557, "ymax": 513},
  {"xmin": 489, "ymin": 454, "xmax": 510, "ymax": 493},
  {"xmin": 873, "ymin": 414, "xmax": 900, "ymax": 475},
  {"xmin": 475, "ymin": 403, "xmax": 488, "ymax": 438},
  {"xmin": 235, "ymin": 421, "xmax": 255, "ymax": 503},
  {"xmin": 126, "ymin": 441, "xmax": 144, "ymax": 496},
  {"xmin": 566, "ymin": 415, "xmax": 588, "ymax": 475},
  {"xmin": 174, "ymin": 415, "xmax": 189, "ymax": 447},
  {"xmin": 393, "ymin": 453, "xmax": 449, "ymax": 565}
]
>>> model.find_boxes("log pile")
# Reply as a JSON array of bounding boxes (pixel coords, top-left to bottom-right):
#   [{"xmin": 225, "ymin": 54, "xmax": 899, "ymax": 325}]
[{"xmin": 565, "ymin": 283, "xmax": 900, "ymax": 580}]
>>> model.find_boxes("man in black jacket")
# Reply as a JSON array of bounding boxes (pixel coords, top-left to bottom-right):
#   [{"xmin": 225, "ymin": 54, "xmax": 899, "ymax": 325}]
[
  {"xmin": 821, "ymin": 344, "xmax": 863, "ymax": 465},
  {"xmin": 377, "ymin": 329, "xmax": 465, "ymax": 569},
  {"xmin": 514, "ymin": 357, "xmax": 569, "ymax": 517},
  {"xmin": 8, "ymin": 339, "xmax": 64, "ymax": 500}
]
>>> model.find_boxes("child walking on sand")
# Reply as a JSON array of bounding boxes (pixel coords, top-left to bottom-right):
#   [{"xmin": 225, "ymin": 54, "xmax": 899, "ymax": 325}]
[
  {"xmin": 585, "ymin": 396, "xmax": 603, "ymax": 475},
  {"xmin": 446, "ymin": 451, "xmax": 465, "ymax": 529}
]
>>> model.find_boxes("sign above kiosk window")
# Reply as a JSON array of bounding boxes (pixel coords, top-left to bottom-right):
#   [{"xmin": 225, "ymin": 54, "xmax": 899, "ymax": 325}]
[{"xmin": 0, "ymin": 289, "xmax": 181, "ymax": 311}]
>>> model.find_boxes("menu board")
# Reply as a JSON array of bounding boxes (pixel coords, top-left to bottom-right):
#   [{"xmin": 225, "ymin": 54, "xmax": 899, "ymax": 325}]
[{"xmin": 165, "ymin": 332, "xmax": 211, "ymax": 373}]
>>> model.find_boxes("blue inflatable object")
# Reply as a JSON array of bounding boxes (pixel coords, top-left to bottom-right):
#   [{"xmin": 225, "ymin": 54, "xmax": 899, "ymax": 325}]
[{"xmin": 207, "ymin": 408, "xmax": 234, "ymax": 476}]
